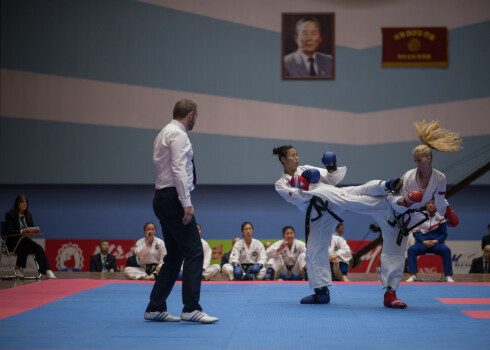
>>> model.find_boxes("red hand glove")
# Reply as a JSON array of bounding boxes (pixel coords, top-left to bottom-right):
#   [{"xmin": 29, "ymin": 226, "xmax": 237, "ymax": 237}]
[
  {"xmin": 287, "ymin": 175, "xmax": 310, "ymax": 191},
  {"xmin": 444, "ymin": 206, "xmax": 459, "ymax": 227},
  {"xmin": 401, "ymin": 190, "xmax": 423, "ymax": 207}
]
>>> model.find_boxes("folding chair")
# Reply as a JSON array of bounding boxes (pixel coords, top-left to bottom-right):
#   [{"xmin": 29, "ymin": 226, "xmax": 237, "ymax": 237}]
[{"xmin": 1, "ymin": 221, "xmax": 41, "ymax": 280}]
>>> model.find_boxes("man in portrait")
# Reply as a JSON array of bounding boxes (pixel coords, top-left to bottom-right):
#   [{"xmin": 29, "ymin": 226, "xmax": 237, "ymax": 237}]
[{"xmin": 284, "ymin": 16, "xmax": 333, "ymax": 78}]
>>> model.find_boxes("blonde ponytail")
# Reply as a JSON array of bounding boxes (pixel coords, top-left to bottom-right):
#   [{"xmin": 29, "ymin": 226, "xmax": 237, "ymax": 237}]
[{"xmin": 413, "ymin": 120, "xmax": 462, "ymax": 157}]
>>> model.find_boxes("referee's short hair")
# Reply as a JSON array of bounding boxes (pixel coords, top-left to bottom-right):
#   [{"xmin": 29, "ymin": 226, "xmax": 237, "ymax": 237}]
[{"xmin": 173, "ymin": 99, "xmax": 197, "ymax": 119}]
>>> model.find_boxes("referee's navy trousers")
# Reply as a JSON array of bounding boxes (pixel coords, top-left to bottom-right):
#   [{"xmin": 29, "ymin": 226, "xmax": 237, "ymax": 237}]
[{"xmin": 146, "ymin": 188, "xmax": 204, "ymax": 313}]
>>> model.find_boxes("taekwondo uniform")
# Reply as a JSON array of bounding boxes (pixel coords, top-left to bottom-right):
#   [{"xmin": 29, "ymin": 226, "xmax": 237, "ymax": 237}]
[
  {"xmin": 266, "ymin": 239, "xmax": 306, "ymax": 279},
  {"xmin": 124, "ymin": 237, "xmax": 166, "ymax": 279},
  {"xmin": 222, "ymin": 238, "xmax": 267, "ymax": 280},
  {"xmin": 201, "ymin": 239, "xmax": 221, "ymax": 281},
  {"xmin": 390, "ymin": 168, "xmax": 447, "ymax": 215},
  {"xmin": 329, "ymin": 235, "xmax": 352, "ymax": 265},
  {"xmin": 380, "ymin": 168, "xmax": 449, "ymax": 290},
  {"xmin": 275, "ymin": 165, "xmax": 391, "ymax": 290}
]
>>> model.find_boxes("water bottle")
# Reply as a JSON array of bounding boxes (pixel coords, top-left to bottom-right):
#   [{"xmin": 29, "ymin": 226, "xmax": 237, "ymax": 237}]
[{"xmin": 376, "ymin": 265, "xmax": 381, "ymax": 281}]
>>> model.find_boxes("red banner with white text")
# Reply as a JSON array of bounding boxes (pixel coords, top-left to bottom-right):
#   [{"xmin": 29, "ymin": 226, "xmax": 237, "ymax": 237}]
[
  {"xmin": 44, "ymin": 239, "xmax": 136, "ymax": 272},
  {"xmin": 23, "ymin": 238, "xmax": 474, "ymax": 274},
  {"xmin": 382, "ymin": 27, "xmax": 448, "ymax": 67}
]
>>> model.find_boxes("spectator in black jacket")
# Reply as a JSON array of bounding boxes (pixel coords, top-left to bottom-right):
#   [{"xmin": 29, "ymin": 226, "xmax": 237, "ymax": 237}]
[
  {"xmin": 481, "ymin": 224, "xmax": 490, "ymax": 249},
  {"xmin": 90, "ymin": 240, "xmax": 118, "ymax": 272},
  {"xmin": 3, "ymin": 194, "xmax": 56, "ymax": 279},
  {"xmin": 469, "ymin": 245, "xmax": 490, "ymax": 274}
]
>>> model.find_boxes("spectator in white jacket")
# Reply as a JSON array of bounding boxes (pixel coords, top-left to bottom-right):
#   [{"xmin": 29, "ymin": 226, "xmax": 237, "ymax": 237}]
[
  {"xmin": 177, "ymin": 224, "xmax": 220, "ymax": 281},
  {"xmin": 329, "ymin": 223, "xmax": 352, "ymax": 282},
  {"xmin": 222, "ymin": 222, "xmax": 267, "ymax": 280},
  {"xmin": 124, "ymin": 222, "xmax": 166, "ymax": 280},
  {"xmin": 264, "ymin": 226, "xmax": 306, "ymax": 280},
  {"xmin": 197, "ymin": 224, "xmax": 220, "ymax": 281}
]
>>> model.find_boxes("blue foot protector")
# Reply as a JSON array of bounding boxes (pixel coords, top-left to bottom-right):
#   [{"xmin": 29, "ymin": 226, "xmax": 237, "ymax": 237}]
[
  {"xmin": 290, "ymin": 273, "xmax": 302, "ymax": 281},
  {"xmin": 300, "ymin": 287, "xmax": 330, "ymax": 304},
  {"xmin": 264, "ymin": 268, "xmax": 274, "ymax": 280},
  {"xmin": 279, "ymin": 272, "xmax": 290, "ymax": 280},
  {"xmin": 233, "ymin": 265, "xmax": 244, "ymax": 281}
]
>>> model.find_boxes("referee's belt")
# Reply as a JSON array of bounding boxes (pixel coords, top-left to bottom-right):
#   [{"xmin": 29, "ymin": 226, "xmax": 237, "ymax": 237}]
[
  {"xmin": 305, "ymin": 196, "xmax": 343, "ymax": 245},
  {"xmin": 156, "ymin": 187, "xmax": 176, "ymax": 193}
]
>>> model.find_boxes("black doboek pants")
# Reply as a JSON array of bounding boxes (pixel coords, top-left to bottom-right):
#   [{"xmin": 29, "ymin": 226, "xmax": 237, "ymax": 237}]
[
  {"xmin": 7, "ymin": 236, "xmax": 51, "ymax": 273},
  {"xmin": 146, "ymin": 188, "xmax": 204, "ymax": 313}
]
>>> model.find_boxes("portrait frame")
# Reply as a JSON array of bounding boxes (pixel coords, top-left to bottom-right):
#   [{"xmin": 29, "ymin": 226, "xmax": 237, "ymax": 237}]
[{"xmin": 282, "ymin": 12, "xmax": 335, "ymax": 80}]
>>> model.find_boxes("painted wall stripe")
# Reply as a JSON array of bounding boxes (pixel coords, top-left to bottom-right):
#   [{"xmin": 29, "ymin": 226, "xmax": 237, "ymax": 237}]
[
  {"xmin": 2, "ymin": 1, "xmax": 489, "ymax": 113},
  {"xmin": 140, "ymin": 0, "xmax": 490, "ymax": 49},
  {"xmin": 2, "ymin": 69, "xmax": 489, "ymax": 146}
]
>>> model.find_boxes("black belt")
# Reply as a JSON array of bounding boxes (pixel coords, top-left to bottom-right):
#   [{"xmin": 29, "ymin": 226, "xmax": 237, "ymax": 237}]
[
  {"xmin": 388, "ymin": 209, "xmax": 429, "ymax": 245},
  {"xmin": 144, "ymin": 263, "xmax": 158, "ymax": 275},
  {"xmin": 240, "ymin": 263, "xmax": 254, "ymax": 274},
  {"xmin": 305, "ymin": 196, "xmax": 343, "ymax": 245},
  {"xmin": 156, "ymin": 187, "xmax": 176, "ymax": 193}
]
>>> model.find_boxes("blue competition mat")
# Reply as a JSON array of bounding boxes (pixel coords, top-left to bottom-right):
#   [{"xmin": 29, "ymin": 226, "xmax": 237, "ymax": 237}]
[{"xmin": 0, "ymin": 282, "xmax": 489, "ymax": 350}]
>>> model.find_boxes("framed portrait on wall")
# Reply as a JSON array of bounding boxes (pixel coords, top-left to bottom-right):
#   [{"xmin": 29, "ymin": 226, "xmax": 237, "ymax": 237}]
[{"xmin": 282, "ymin": 13, "xmax": 335, "ymax": 80}]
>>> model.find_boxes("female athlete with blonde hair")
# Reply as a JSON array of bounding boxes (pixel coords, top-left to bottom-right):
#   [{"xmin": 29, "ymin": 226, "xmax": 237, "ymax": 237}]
[
  {"xmin": 383, "ymin": 120, "xmax": 462, "ymax": 307},
  {"xmin": 390, "ymin": 120, "xmax": 462, "ymax": 218}
]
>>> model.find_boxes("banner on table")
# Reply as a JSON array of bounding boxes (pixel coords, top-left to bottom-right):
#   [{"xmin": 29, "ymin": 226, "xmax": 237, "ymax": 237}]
[{"xmin": 1, "ymin": 239, "xmax": 478, "ymax": 274}]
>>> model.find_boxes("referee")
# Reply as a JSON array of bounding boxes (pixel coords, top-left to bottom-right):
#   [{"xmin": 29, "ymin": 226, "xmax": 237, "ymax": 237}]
[{"xmin": 144, "ymin": 99, "xmax": 218, "ymax": 324}]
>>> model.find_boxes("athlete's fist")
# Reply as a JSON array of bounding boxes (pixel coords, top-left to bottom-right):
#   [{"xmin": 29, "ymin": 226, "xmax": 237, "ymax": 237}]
[
  {"xmin": 287, "ymin": 175, "xmax": 310, "ymax": 191},
  {"xmin": 444, "ymin": 206, "xmax": 459, "ymax": 227},
  {"xmin": 321, "ymin": 151, "xmax": 337, "ymax": 172},
  {"xmin": 301, "ymin": 169, "xmax": 320, "ymax": 184},
  {"xmin": 385, "ymin": 178, "xmax": 402, "ymax": 192},
  {"xmin": 401, "ymin": 190, "xmax": 423, "ymax": 207}
]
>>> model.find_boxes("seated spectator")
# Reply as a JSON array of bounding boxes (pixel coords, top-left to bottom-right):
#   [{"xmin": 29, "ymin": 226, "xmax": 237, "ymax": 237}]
[
  {"xmin": 263, "ymin": 241, "xmax": 272, "ymax": 250},
  {"xmin": 3, "ymin": 194, "xmax": 56, "ymax": 279},
  {"xmin": 126, "ymin": 254, "xmax": 139, "ymax": 268},
  {"xmin": 404, "ymin": 232, "xmax": 416, "ymax": 273},
  {"xmin": 90, "ymin": 240, "xmax": 119, "ymax": 272},
  {"xmin": 222, "ymin": 222, "xmax": 267, "ymax": 280},
  {"xmin": 177, "ymin": 224, "xmax": 220, "ymax": 281},
  {"xmin": 124, "ymin": 222, "xmax": 166, "ymax": 280},
  {"xmin": 481, "ymin": 224, "xmax": 490, "ymax": 249},
  {"xmin": 469, "ymin": 244, "xmax": 490, "ymax": 273},
  {"xmin": 406, "ymin": 199, "xmax": 455, "ymax": 282},
  {"xmin": 329, "ymin": 223, "xmax": 352, "ymax": 282},
  {"xmin": 198, "ymin": 224, "xmax": 220, "ymax": 280},
  {"xmin": 221, "ymin": 236, "xmax": 241, "ymax": 268},
  {"xmin": 264, "ymin": 225, "xmax": 306, "ymax": 281}
]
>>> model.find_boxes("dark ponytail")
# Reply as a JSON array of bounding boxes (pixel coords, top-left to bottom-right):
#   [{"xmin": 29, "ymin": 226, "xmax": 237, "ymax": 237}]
[{"xmin": 272, "ymin": 145, "xmax": 294, "ymax": 165}]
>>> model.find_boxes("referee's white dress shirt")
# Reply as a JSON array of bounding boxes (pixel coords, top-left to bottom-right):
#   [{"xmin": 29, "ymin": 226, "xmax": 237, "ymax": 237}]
[{"xmin": 153, "ymin": 119, "xmax": 195, "ymax": 208}]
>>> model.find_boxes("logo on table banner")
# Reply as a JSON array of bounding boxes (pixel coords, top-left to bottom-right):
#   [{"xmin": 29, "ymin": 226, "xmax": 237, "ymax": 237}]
[
  {"xmin": 359, "ymin": 245, "xmax": 382, "ymax": 273},
  {"xmin": 56, "ymin": 242, "xmax": 84, "ymax": 271}
]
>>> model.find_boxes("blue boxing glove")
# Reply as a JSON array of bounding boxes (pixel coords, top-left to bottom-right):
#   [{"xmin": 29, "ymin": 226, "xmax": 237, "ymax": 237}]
[
  {"xmin": 385, "ymin": 177, "xmax": 402, "ymax": 192},
  {"xmin": 321, "ymin": 151, "xmax": 337, "ymax": 172},
  {"xmin": 248, "ymin": 264, "xmax": 262, "ymax": 276},
  {"xmin": 301, "ymin": 168, "xmax": 320, "ymax": 184},
  {"xmin": 233, "ymin": 264, "xmax": 244, "ymax": 280}
]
